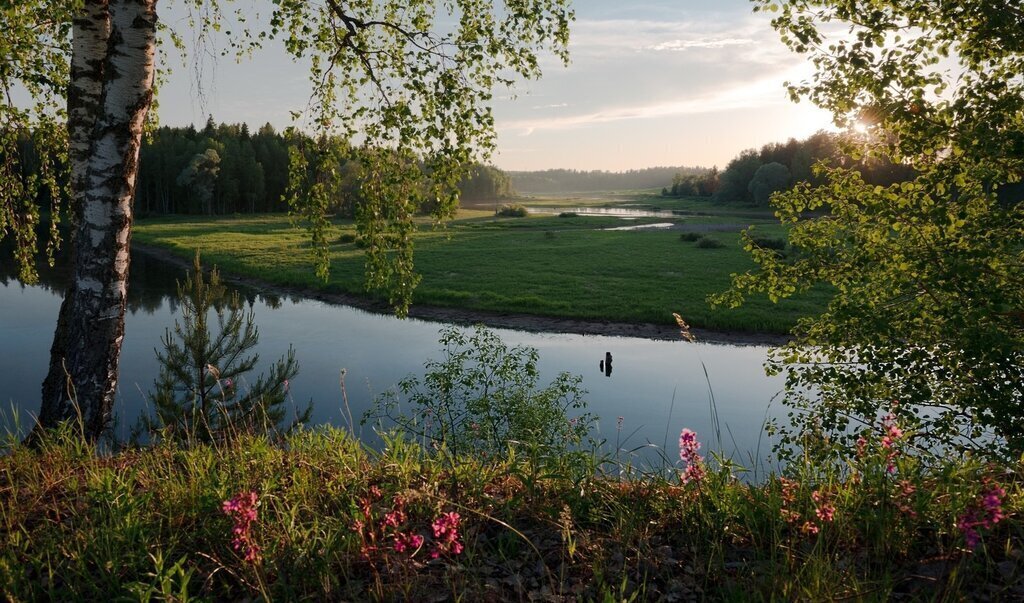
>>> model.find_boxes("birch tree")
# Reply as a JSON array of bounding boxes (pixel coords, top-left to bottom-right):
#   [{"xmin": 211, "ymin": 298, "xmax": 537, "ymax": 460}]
[{"xmin": 3, "ymin": 0, "xmax": 572, "ymax": 443}]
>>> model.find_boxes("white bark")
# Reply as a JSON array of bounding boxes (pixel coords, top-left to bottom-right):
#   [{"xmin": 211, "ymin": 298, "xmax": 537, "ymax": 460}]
[{"xmin": 36, "ymin": 0, "xmax": 158, "ymax": 441}]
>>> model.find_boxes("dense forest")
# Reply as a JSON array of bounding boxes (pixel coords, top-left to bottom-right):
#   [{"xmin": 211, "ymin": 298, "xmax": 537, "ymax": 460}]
[
  {"xmin": 662, "ymin": 131, "xmax": 918, "ymax": 205},
  {"xmin": 133, "ymin": 118, "xmax": 514, "ymax": 216},
  {"xmin": 509, "ymin": 166, "xmax": 705, "ymax": 194}
]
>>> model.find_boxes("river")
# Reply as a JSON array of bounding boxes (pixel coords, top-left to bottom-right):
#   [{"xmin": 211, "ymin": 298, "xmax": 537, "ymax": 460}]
[{"xmin": 0, "ymin": 250, "xmax": 786, "ymax": 471}]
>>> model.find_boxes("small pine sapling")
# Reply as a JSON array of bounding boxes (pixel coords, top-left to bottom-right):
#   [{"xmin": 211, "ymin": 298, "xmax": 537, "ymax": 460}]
[{"xmin": 138, "ymin": 253, "xmax": 310, "ymax": 443}]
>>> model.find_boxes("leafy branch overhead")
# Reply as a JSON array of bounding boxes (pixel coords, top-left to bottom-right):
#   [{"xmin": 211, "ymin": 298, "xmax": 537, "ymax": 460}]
[
  {"xmin": 723, "ymin": 1, "xmax": 1024, "ymax": 455},
  {"xmin": 266, "ymin": 0, "xmax": 573, "ymax": 314}
]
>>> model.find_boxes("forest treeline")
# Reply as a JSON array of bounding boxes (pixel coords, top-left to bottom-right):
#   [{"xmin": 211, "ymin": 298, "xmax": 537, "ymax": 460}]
[
  {"xmin": 663, "ymin": 131, "xmax": 917, "ymax": 205},
  {"xmin": 509, "ymin": 166, "xmax": 705, "ymax": 194},
  {"xmin": 10, "ymin": 118, "xmax": 514, "ymax": 218},
  {"xmin": 136, "ymin": 118, "xmax": 513, "ymax": 215}
]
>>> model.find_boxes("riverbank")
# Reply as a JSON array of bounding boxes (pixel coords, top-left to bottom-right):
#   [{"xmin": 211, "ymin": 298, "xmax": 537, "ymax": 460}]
[
  {"xmin": 3, "ymin": 427, "xmax": 1020, "ymax": 600},
  {"xmin": 132, "ymin": 241, "xmax": 789, "ymax": 346},
  {"xmin": 132, "ymin": 206, "xmax": 827, "ymax": 341}
]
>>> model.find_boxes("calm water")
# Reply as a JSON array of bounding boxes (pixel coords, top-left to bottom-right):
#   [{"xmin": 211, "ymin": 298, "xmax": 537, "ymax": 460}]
[
  {"xmin": 0, "ymin": 252, "xmax": 786, "ymax": 467},
  {"xmin": 527, "ymin": 206, "xmax": 687, "ymax": 219}
]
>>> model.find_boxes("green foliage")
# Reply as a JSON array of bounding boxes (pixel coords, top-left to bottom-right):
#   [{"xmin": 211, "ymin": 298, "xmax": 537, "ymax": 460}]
[
  {"xmin": 695, "ymin": 236, "xmax": 726, "ymax": 249},
  {"xmin": 666, "ymin": 167, "xmax": 719, "ymax": 197},
  {"xmin": 265, "ymin": 0, "xmax": 573, "ymax": 316},
  {"xmin": 747, "ymin": 161, "xmax": 791, "ymax": 206},
  {"xmin": 458, "ymin": 164, "xmax": 513, "ymax": 201},
  {"xmin": 366, "ymin": 325, "xmax": 593, "ymax": 462},
  {"xmin": 137, "ymin": 122, "xmax": 289, "ymax": 215},
  {"xmin": 0, "ymin": 1, "xmax": 74, "ymax": 283},
  {"xmin": 749, "ymin": 235, "xmax": 787, "ymax": 251},
  {"xmin": 724, "ymin": 0, "xmax": 1024, "ymax": 456},
  {"xmin": 137, "ymin": 253, "xmax": 310, "ymax": 443},
  {"xmin": 175, "ymin": 149, "xmax": 221, "ymax": 214},
  {"xmin": 716, "ymin": 149, "xmax": 762, "ymax": 204},
  {"xmin": 678, "ymin": 231, "xmax": 703, "ymax": 242},
  {"xmin": 2, "ymin": 421, "xmax": 1022, "ymax": 600},
  {"xmin": 495, "ymin": 204, "xmax": 529, "ymax": 217}
]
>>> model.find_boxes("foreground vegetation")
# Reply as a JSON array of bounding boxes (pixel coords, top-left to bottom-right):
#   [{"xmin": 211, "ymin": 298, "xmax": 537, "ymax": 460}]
[
  {"xmin": 134, "ymin": 196, "xmax": 827, "ymax": 334},
  {"xmin": 2, "ymin": 423, "xmax": 1021, "ymax": 601}
]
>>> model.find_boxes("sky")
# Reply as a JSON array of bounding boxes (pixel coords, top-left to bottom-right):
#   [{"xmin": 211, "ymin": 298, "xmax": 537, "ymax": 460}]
[{"xmin": 156, "ymin": 0, "xmax": 835, "ymax": 172}]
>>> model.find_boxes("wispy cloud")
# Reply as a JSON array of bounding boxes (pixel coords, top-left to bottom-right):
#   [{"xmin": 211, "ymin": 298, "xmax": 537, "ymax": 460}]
[
  {"xmin": 501, "ymin": 64, "xmax": 808, "ymax": 136},
  {"xmin": 531, "ymin": 102, "xmax": 570, "ymax": 109},
  {"xmin": 646, "ymin": 37, "xmax": 755, "ymax": 51}
]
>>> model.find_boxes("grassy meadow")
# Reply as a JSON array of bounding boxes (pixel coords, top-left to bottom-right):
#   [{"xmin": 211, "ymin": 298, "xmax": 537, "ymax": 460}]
[{"xmin": 133, "ymin": 194, "xmax": 828, "ymax": 334}]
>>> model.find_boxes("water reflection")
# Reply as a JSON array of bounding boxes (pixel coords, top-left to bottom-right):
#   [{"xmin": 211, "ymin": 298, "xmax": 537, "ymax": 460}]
[
  {"xmin": 0, "ymin": 246, "xmax": 288, "ymax": 316},
  {"xmin": 1, "ymin": 247, "xmax": 786, "ymax": 468}
]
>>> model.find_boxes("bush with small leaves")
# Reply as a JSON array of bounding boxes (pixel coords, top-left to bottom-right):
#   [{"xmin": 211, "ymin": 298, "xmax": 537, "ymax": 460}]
[
  {"xmin": 750, "ymin": 236, "xmax": 786, "ymax": 250},
  {"xmin": 696, "ymin": 236, "xmax": 725, "ymax": 249},
  {"xmin": 366, "ymin": 325, "xmax": 593, "ymax": 462},
  {"xmin": 496, "ymin": 204, "xmax": 528, "ymax": 217}
]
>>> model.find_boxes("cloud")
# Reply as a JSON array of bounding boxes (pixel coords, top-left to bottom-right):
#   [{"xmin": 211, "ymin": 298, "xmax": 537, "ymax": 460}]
[
  {"xmin": 500, "ymin": 64, "xmax": 810, "ymax": 136},
  {"xmin": 646, "ymin": 37, "xmax": 755, "ymax": 51},
  {"xmin": 531, "ymin": 102, "xmax": 570, "ymax": 109}
]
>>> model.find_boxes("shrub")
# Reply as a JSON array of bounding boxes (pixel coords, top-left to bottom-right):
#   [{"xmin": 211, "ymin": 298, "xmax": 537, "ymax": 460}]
[
  {"xmin": 750, "ymin": 235, "xmax": 786, "ymax": 250},
  {"xmin": 495, "ymin": 204, "xmax": 528, "ymax": 217},
  {"xmin": 679, "ymin": 231, "xmax": 702, "ymax": 242},
  {"xmin": 337, "ymin": 232, "xmax": 358, "ymax": 244},
  {"xmin": 696, "ymin": 236, "xmax": 726, "ymax": 249},
  {"xmin": 365, "ymin": 325, "xmax": 593, "ymax": 460},
  {"xmin": 558, "ymin": 211, "xmax": 578, "ymax": 218}
]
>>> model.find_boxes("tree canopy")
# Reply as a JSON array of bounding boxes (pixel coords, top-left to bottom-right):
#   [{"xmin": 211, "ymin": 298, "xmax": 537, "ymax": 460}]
[{"xmin": 720, "ymin": 0, "xmax": 1024, "ymax": 455}]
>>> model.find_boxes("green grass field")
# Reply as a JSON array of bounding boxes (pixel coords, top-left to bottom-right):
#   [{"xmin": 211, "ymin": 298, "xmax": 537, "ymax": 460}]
[{"xmin": 133, "ymin": 196, "xmax": 829, "ymax": 333}]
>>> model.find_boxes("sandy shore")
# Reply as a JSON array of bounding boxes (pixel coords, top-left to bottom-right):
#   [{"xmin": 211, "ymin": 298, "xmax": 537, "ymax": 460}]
[{"xmin": 132, "ymin": 243, "xmax": 790, "ymax": 346}]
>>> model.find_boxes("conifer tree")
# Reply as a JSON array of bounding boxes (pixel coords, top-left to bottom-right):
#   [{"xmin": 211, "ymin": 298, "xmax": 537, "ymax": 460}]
[{"xmin": 139, "ymin": 253, "xmax": 309, "ymax": 443}]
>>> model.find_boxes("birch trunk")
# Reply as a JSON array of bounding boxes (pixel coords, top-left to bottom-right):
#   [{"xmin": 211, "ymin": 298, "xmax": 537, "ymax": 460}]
[{"xmin": 34, "ymin": 0, "xmax": 158, "ymax": 442}]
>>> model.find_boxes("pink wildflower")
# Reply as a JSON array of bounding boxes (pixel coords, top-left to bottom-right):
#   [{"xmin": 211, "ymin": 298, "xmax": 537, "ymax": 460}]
[
  {"xmin": 855, "ymin": 436, "xmax": 868, "ymax": 457},
  {"xmin": 430, "ymin": 512, "xmax": 464, "ymax": 558},
  {"xmin": 393, "ymin": 532, "xmax": 425, "ymax": 554},
  {"xmin": 222, "ymin": 491, "xmax": 261, "ymax": 563},
  {"xmin": 897, "ymin": 480, "xmax": 918, "ymax": 517},
  {"xmin": 683, "ymin": 463, "xmax": 706, "ymax": 484},
  {"xmin": 957, "ymin": 484, "xmax": 1007, "ymax": 550},
  {"xmin": 812, "ymin": 490, "xmax": 836, "ymax": 524},
  {"xmin": 678, "ymin": 428, "xmax": 706, "ymax": 485},
  {"xmin": 958, "ymin": 511, "xmax": 982, "ymax": 550},
  {"xmin": 383, "ymin": 508, "xmax": 406, "ymax": 528}
]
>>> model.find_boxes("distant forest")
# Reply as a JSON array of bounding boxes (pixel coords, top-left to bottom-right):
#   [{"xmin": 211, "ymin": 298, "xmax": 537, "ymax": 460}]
[
  {"xmin": 662, "ymin": 131, "xmax": 917, "ymax": 205},
  {"xmin": 134, "ymin": 118, "xmax": 513, "ymax": 216},
  {"xmin": 509, "ymin": 167, "xmax": 706, "ymax": 194}
]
